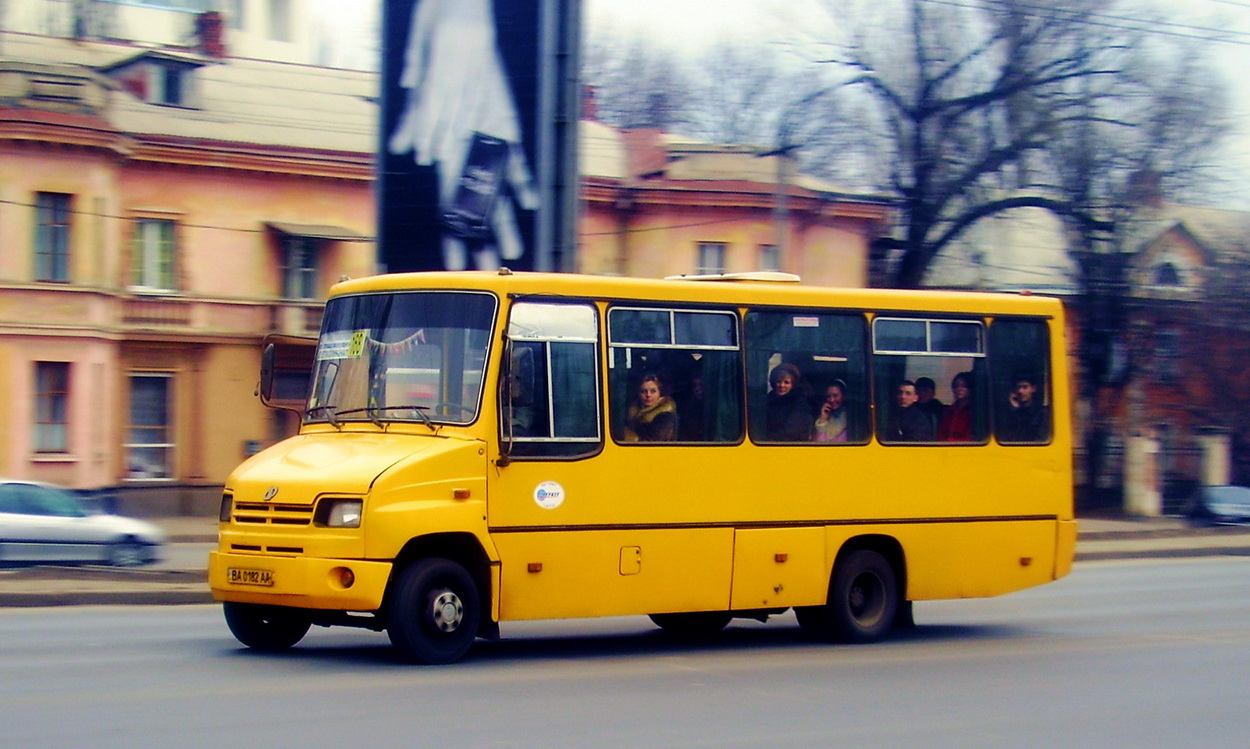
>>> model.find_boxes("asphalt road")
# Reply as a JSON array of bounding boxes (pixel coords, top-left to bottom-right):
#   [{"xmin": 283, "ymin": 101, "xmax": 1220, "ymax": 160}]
[{"xmin": 1, "ymin": 556, "xmax": 1247, "ymax": 748}]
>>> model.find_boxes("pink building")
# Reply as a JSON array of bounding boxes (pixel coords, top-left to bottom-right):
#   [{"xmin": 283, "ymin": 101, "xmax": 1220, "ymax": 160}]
[
  {"xmin": 577, "ymin": 123, "xmax": 890, "ymax": 284},
  {"xmin": 0, "ymin": 31, "xmax": 375, "ymax": 512}
]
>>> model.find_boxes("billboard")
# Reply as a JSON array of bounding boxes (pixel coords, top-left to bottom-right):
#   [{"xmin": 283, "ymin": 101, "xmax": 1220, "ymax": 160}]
[{"xmin": 380, "ymin": 0, "xmax": 579, "ymax": 273}]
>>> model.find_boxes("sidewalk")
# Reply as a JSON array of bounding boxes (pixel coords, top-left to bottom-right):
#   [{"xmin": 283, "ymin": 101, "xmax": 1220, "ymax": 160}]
[{"xmin": 2, "ymin": 515, "xmax": 1248, "ymax": 607}]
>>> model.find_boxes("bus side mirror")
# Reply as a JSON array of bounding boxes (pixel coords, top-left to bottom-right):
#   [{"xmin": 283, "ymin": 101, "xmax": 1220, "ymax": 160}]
[
  {"xmin": 259, "ymin": 343, "xmax": 277, "ymax": 404},
  {"xmin": 257, "ymin": 334, "xmax": 317, "ymax": 411}
]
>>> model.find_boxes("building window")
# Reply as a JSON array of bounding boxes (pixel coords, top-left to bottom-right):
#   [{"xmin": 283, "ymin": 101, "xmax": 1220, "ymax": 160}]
[
  {"xmin": 281, "ymin": 236, "xmax": 320, "ymax": 299},
  {"xmin": 34, "ymin": 362, "xmax": 70, "ymax": 453},
  {"xmin": 696, "ymin": 242, "xmax": 726, "ymax": 275},
  {"xmin": 154, "ymin": 65, "xmax": 184, "ymax": 106},
  {"xmin": 758, "ymin": 244, "xmax": 780, "ymax": 272},
  {"xmin": 132, "ymin": 219, "xmax": 177, "ymax": 291},
  {"xmin": 226, "ymin": 0, "xmax": 245, "ymax": 29},
  {"xmin": 34, "ymin": 193, "xmax": 72, "ymax": 282},
  {"xmin": 268, "ymin": 0, "xmax": 292, "ymax": 41},
  {"xmin": 126, "ymin": 374, "xmax": 173, "ymax": 480},
  {"xmin": 1156, "ymin": 328, "xmax": 1181, "ymax": 384},
  {"xmin": 1153, "ymin": 262, "xmax": 1181, "ymax": 287}
]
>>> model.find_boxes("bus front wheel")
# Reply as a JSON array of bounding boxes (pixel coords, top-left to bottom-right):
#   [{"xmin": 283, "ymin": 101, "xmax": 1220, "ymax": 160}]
[
  {"xmin": 797, "ymin": 549, "xmax": 898, "ymax": 644},
  {"xmin": 223, "ymin": 602, "xmax": 311, "ymax": 652},
  {"xmin": 387, "ymin": 558, "xmax": 480, "ymax": 665}
]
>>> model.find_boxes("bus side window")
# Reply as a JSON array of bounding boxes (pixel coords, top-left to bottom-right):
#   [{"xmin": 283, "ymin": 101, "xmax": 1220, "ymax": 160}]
[
  {"xmin": 744, "ymin": 310, "xmax": 869, "ymax": 444},
  {"xmin": 608, "ymin": 307, "xmax": 742, "ymax": 444},
  {"xmin": 503, "ymin": 302, "xmax": 601, "ymax": 459},
  {"xmin": 989, "ymin": 319, "xmax": 1052, "ymax": 444},
  {"xmin": 872, "ymin": 318, "xmax": 987, "ymax": 445}
]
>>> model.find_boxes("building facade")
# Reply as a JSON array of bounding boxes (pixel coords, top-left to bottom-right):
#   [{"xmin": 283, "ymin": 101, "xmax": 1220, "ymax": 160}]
[
  {"xmin": 577, "ymin": 123, "xmax": 891, "ymax": 285},
  {"xmin": 0, "ymin": 28, "xmax": 375, "ymax": 512}
]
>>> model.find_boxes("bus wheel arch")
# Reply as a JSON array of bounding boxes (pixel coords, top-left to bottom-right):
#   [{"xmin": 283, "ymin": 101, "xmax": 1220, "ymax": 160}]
[
  {"xmin": 797, "ymin": 535, "xmax": 906, "ymax": 643},
  {"xmin": 387, "ymin": 533, "xmax": 497, "ymax": 641}
]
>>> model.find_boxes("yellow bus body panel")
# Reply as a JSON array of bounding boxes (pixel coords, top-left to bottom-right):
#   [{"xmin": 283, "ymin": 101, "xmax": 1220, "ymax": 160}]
[
  {"xmin": 493, "ymin": 528, "xmax": 733, "ymax": 621},
  {"xmin": 730, "ymin": 527, "xmax": 830, "ymax": 609}
]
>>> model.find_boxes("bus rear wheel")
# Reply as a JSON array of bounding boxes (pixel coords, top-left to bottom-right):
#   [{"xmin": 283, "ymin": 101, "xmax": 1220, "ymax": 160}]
[
  {"xmin": 387, "ymin": 558, "xmax": 480, "ymax": 665},
  {"xmin": 648, "ymin": 611, "xmax": 733, "ymax": 636},
  {"xmin": 223, "ymin": 602, "xmax": 311, "ymax": 652},
  {"xmin": 797, "ymin": 549, "xmax": 898, "ymax": 643}
]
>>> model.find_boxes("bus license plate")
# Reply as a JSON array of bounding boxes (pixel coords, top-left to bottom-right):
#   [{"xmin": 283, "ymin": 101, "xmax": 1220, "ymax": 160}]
[{"xmin": 228, "ymin": 567, "xmax": 274, "ymax": 587}]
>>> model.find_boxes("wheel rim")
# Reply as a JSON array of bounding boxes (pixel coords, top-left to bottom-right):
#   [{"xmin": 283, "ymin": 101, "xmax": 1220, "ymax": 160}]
[
  {"xmin": 111, "ymin": 543, "xmax": 145, "ymax": 567},
  {"xmin": 848, "ymin": 571, "xmax": 886, "ymax": 625},
  {"xmin": 429, "ymin": 588, "xmax": 464, "ymax": 633}
]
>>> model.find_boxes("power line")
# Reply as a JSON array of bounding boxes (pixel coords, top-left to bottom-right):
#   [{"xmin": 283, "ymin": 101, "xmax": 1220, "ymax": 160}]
[
  {"xmin": 918, "ymin": 0, "xmax": 1250, "ymax": 46},
  {"xmin": 1, "ymin": 196, "xmax": 272, "ymax": 236}
]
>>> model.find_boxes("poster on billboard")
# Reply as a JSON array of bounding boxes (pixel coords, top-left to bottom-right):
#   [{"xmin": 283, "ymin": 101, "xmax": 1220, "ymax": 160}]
[{"xmin": 380, "ymin": 0, "xmax": 574, "ymax": 274}]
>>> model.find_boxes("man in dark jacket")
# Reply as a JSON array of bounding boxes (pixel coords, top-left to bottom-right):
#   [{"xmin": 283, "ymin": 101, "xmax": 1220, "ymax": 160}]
[
  {"xmin": 886, "ymin": 380, "xmax": 936, "ymax": 442},
  {"xmin": 999, "ymin": 374, "xmax": 1049, "ymax": 442}
]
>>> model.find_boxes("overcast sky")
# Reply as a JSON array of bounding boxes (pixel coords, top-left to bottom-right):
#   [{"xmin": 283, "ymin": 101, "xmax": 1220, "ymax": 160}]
[{"xmin": 315, "ymin": 0, "xmax": 1250, "ymax": 207}]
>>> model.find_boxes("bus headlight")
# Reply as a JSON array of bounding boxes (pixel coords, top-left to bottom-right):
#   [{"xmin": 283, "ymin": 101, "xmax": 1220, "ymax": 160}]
[{"xmin": 315, "ymin": 497, "xmax": 363, "ymax": 528}]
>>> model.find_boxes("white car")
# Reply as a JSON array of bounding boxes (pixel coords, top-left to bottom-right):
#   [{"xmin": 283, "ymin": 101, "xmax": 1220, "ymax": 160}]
[{"xmin": 0, "ymin": 479, "xmax": 166, "ymax": 567}]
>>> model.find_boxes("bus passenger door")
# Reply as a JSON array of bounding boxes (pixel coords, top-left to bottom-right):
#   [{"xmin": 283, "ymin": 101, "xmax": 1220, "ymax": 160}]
[{"xmin": 488, "ymin": 300, "xmax": 735, "ymax": 621}]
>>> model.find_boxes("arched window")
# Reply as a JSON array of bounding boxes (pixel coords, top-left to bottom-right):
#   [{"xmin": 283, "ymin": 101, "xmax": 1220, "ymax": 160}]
[{"xmin": 1153, "ymin": 261, "xmax": 1181, "ymax": 287}]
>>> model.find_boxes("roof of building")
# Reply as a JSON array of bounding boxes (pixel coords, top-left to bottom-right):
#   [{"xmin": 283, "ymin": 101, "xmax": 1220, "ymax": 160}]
[
  {"xmin": 579, "ymin": 121, "xmax": 891, "ymax": 203},
  {"xmin": 924, "ymin": 198, "xmax": 1250, "ymax": 296},
  {"xmin": 1, "ymin": 31, "xmax": 376, "ymax": 153}
]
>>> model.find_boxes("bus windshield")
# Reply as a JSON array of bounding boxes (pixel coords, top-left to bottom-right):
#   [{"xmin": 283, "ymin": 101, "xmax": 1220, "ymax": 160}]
[{"xmin": 306, "ymin": 291, "xmax": 497, "ymax": 426}]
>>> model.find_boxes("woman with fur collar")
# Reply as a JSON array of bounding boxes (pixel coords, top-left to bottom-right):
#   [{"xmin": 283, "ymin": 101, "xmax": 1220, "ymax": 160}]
[{"xmin": 624, "ymin": 373, "xmax": 677, "ymax": 442}]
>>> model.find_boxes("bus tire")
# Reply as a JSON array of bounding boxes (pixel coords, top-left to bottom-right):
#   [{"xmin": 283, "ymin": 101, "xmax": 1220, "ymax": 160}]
[
  {"xmin": 648, "ymin": 611, "xmax": 733, "ymax": 636},
  {"xmin": 223, "ymin": 602, "xmax": 311, "ymax": 652},
  {"xmin": 798, "ymin": 549, "xmax": 898, "ymax": 643},
  {"xmin": 387, "ymin": 558, "xmax": 480, "ymax": 665}
]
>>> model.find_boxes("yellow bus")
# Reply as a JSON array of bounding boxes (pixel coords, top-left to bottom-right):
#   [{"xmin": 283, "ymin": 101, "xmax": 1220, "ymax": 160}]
[{"xmin": 209, "ymin": 270, "xmax": 1076, "ymax": 664}]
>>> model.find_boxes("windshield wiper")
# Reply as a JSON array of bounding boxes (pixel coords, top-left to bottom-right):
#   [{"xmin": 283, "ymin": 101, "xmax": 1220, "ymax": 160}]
[
  {"xmin": 306, "ymin": 405, "xmax": 341, "ymax": 427},
  {"xmin": 334, "ymin": 405, "xmax": 435, "ymax": 430}
]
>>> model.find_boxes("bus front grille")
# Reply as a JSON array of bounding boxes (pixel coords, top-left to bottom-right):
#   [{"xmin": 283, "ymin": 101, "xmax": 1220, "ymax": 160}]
[{"xmin": 231, "ymin": 502, "xmax": 314, "ymax": 526}]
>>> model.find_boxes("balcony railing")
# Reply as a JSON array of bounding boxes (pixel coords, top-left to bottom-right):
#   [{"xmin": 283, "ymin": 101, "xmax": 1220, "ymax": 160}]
[{"xmin": 122, "ymin": 296, "xmax": 192, "ymax": 327}]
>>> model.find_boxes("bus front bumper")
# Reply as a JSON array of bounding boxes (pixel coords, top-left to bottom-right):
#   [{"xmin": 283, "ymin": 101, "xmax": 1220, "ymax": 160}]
[{"xmin": 208, "ymin": 551, "xmax": 393, "ymax": 611}]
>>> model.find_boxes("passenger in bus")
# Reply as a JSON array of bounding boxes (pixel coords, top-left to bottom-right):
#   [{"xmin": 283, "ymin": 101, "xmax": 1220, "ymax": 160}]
[
  {"xmin": 677, "ymin": 374, "xmax": 705, "ymax": 441},
  {"xmin": 885, "ymin": 380, "xmax": 935, "ymax": 442},
  {"xmin": 764, "ymin": 363, "xmax": 813, "ymax": 441},
  {"xmin": 624, "ymin": 373, "xmax": 677, "ymax": 442},
  {"xmin": 937, "ymin": 371, "xmax": 975, "ymax": 442},
  {"xmin": 914, "ymin": 377, "xmax": 945, "ymax": 431},
  {"xmin": 999, "ymin": 373, "xmax": 1049, "ymax": 442},
  {"xmin": 812, "ymin": 379, "xmax": 850, "ymax": 443}
]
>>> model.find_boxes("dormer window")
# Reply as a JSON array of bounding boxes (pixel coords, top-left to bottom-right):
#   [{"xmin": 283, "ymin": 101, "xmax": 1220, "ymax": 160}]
[
  {"xmin": 1153, "ymin": 261, "xmax": 1182, "ymax": 287},
  {"xmin": 153, "ymin": 65, "xmax": 184, "ymax": 105},
  {"xmin": 99, "ymin": 51, "xmax": 208, "ymax": 108}
]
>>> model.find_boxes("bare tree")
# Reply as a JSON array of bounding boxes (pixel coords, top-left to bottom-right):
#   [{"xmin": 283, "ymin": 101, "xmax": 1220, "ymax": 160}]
[
  {"xmin": 816, "ymin": 0, "xmax": 1162, "ymax": 288},
  {"xmin": 582, "ymin": 31, "xmax": 695, "ymax": 132}
]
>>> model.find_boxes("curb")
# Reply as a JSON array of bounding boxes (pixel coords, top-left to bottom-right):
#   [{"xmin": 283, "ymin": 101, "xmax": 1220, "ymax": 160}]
[
  {"xmin": 1075, "ymin": 546, "xmax": 1250, "ymax": 562},
  {"xmin": 6, "ymin": 543, "xmax": 1250, "ymax": 608},
  {"xmin": 0, "ymin": 590, "xmax": 216, "ymax": 607},
  {"xmin": 0, "ymin": 567, "xmax": 214, "ymax": 608}
]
